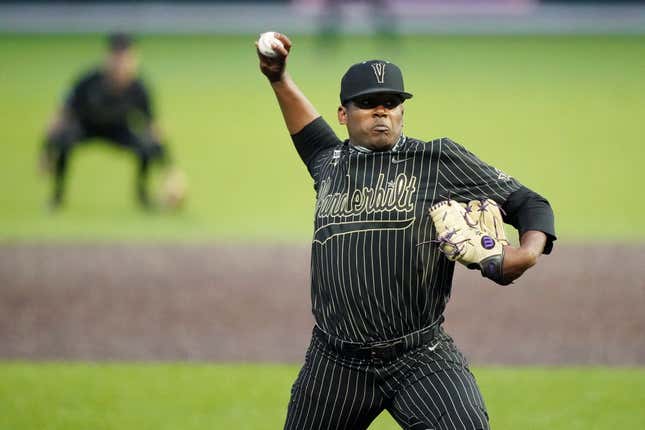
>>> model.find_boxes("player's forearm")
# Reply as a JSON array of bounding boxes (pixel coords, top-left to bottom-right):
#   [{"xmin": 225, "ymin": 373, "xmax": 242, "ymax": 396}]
[
  {"xmin": 271, "ymin": 73, "xmax": 319, "ymax": 134},
  {"xmin": 502, "ymin": 230, "xmax": 547, "ymax": 283}
]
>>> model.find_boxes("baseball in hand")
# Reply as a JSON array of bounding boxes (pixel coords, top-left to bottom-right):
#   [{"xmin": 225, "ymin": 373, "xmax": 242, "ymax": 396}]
[{"xmin": 257, "ymin": 32, "xmax": 284, "ymax": 58}]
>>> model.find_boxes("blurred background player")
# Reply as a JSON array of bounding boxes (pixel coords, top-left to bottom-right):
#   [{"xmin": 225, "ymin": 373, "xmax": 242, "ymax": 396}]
[{"xmin": 40, "ymin": 33, "xmax": 181, "ymax": 210}]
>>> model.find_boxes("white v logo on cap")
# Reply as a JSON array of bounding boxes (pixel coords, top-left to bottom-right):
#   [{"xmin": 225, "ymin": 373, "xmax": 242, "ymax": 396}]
[{"xmin": 371, "ymin": 63, "xmax": 386, "ymax": 84}]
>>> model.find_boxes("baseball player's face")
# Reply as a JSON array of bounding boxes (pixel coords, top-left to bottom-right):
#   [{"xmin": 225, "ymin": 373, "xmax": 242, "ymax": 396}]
[
  {"xmin": 106, "ymin": 49, "xmax": 139, "ymax": 89},
  {"xmin": 338, "ymin": 94, "xmax": 404, "ymax": 151}
]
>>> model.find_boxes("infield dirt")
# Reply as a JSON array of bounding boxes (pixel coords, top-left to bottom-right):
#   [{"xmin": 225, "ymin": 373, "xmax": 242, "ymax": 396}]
[{"xmin": 1, "ymin": 243, "xmax": 643, "ymax": 365}]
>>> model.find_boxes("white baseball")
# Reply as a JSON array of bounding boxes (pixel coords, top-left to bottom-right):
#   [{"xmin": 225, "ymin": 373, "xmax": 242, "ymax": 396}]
[{"xmin": 257, "ymin": 31, "xmax": 284, "ymax": 58}]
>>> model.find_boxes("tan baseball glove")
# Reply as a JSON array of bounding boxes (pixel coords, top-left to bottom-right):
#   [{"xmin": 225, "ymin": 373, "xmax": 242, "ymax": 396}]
[
  {"xmin": 429, "ymin": 199, "xmax": 510, "ymax": 285},
  {"xmin": 159, "ymin": 167, "xmax": 188, "ymax": 210},
  {"xmin": 463, "ymin": 199, "xmax": 509, "ymax": 247}
]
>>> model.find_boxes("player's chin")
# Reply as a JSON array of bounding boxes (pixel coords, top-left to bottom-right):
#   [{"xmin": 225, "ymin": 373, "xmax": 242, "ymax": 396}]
[{"xmin": 369, "ymin": 132, "xmax": 396, "ymax": 151}]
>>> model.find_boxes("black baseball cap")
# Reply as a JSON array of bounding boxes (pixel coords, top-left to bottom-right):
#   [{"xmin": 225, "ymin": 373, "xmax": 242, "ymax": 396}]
[
  {"xmin": 108, "ymin": 33, "xmax": 134, "ymax": 52},
  {"xmin": 340, "ymin": 60, "xmax": 413, "ymax": 105}
]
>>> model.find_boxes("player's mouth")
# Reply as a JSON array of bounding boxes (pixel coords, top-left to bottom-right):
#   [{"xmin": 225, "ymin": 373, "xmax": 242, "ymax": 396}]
[{"xmin": 372, "ymin": 124, "xmax": 390, "ymax": 133}]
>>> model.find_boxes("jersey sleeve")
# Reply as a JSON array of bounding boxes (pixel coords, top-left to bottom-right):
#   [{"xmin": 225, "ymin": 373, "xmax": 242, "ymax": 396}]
[
  {"xmin": 502, "ymin": 186, "xmax": 557, "ymax": 254},
  {"xmin": 437, "ymin": 138, "xmax": 522, "ymax": 205},
  {"xmin": 291, "ymin": 116, "xmax": 342, "ymax": 178}
]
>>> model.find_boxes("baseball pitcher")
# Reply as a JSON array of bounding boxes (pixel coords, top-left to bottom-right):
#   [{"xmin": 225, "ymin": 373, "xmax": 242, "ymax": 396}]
[{"xmin": 257, "ymin": 32, "xmax": 556, "ymax": 430}]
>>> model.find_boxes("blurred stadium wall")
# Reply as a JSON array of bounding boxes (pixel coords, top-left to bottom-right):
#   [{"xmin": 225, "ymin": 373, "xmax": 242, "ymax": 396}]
[{"xmin": 1, "ymin": 0, "xmax": 645, "ymax": 34}]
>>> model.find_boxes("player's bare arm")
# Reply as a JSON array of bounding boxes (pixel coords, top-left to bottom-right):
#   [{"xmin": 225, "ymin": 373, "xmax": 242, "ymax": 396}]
[
  {"xmin": 256, "ymin": 33, "xmax": 319, "ymax": 134},
  {"xmin": 502, "ymin": 230, "xmax": 547, "ymax": 283}
]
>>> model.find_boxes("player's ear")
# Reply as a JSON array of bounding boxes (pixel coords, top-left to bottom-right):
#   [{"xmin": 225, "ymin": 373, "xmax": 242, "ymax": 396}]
[{"xmin": 338, "ymin": 105, "xmax": 348, "ymax": 125}]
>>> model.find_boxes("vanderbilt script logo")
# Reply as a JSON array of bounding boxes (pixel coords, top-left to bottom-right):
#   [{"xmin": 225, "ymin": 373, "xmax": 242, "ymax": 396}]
[{"xmin": 316, "ymin": 173, "xmax": 417, "ymax": 218}]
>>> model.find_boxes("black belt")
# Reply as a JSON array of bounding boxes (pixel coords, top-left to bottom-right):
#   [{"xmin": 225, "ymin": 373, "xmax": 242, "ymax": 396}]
[{"xmin": 313, "ymin": 324, "xmax": 442, "ymax": 361}]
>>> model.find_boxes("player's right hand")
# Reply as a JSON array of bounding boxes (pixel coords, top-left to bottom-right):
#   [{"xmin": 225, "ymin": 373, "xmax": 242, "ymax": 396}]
[{"xmin": 256, "ymin": 32, "xmax": 292, "ymax": 83}]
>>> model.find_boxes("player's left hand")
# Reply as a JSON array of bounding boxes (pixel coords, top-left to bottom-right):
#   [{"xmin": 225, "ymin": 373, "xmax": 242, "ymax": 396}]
[
  {"xmin": 429, "ymin": 199, "xmax": 510, "ymax": 285},
  {"xmin": 463, "ymin": 199, "xmax": 509, "ymax": 247}
]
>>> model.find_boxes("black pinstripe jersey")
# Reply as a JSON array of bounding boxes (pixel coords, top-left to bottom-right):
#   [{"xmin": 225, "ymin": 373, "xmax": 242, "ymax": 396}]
[{"xmin": 294, "ymin": 117, "xmax": 522, "ymax": 343}]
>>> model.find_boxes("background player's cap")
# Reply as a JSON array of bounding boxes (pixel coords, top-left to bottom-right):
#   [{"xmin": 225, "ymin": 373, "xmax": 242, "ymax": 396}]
[
  {"xmin": 108, "ymin": 33, "xmax": 134, "ymax": 52},
  {"xmin": 340, "ymin": 60, "xmax": 413, "ymax": 105}
]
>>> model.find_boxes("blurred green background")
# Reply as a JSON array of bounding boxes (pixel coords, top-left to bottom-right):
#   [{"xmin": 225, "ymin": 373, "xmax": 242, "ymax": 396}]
[{"xmin": 1, "ymin": 34, "xmax": 644, "ymax": 242}]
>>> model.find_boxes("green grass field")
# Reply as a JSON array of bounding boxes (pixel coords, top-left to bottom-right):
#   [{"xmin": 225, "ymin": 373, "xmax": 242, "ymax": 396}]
[
  {"xmin": 1, "ymin": 34, "xmax": 644, "ymax": 241},
  {"xmin": 1, "ymin": 363, "xmax": 644, "ymax": 430}
]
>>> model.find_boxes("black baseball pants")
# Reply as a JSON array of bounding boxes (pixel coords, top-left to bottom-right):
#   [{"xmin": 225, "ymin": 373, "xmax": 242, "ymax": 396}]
[{"xmin": 284, "ymin": 327, "xmax": 489, "ymax": 430}]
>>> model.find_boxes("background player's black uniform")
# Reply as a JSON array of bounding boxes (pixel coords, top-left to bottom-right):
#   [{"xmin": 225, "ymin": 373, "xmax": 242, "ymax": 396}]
[
  {"xmin": 284, "ymin": 117, "xmax": 555, "ymax": 430},
  {"xmin": 44, "ymin": 68, "xmax": 166, "ymax": 207}
]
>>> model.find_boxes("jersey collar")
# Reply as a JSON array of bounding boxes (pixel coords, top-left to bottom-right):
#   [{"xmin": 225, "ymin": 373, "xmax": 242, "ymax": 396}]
[{"xmin": 349, "ymin": 134, "xmax": 407, "ymax": 154}]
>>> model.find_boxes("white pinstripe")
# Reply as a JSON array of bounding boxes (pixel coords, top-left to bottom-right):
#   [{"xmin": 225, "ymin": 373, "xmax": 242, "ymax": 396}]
[
  {"xmin": 450, "ymin": 370, "xmax": 487, "ymax": 429},
  {"xmin": 316, "ymin": 357, "xmax": 341, "ymax": 426}
]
